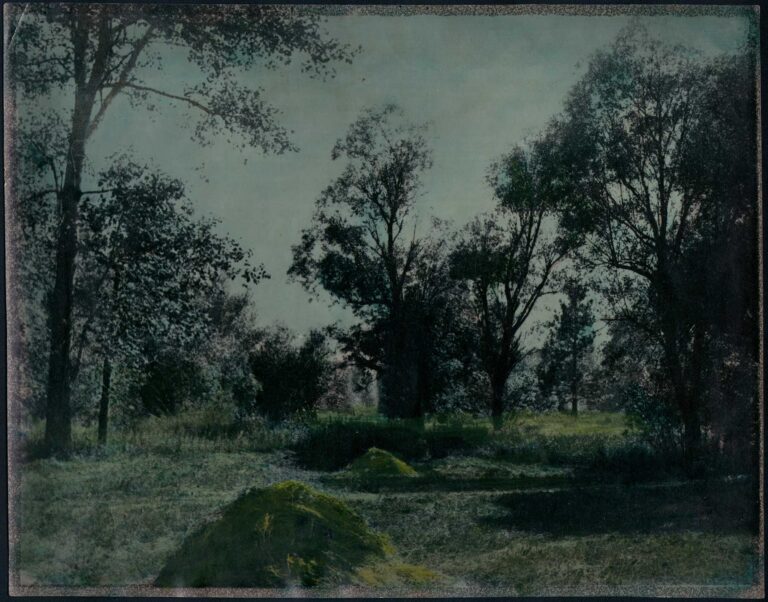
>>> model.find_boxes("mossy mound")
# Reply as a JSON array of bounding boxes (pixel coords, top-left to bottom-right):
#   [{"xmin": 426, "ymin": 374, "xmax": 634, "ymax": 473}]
[
  {"xmin": 354, "ymin": 561, "xmax": 440, "ymax": 588},
  {"xmin": 155, "ymin": 481, "xmax": 394, "ymax": 588},
  {"xmin": 345, "ymin": 447, "xmax": 419, "ymax": 478}
]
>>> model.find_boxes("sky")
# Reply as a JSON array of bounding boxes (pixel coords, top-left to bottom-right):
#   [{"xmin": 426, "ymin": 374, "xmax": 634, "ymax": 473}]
[{"xmin": 73, "ymin": 12, "xmax": 751, "ymax": 334}]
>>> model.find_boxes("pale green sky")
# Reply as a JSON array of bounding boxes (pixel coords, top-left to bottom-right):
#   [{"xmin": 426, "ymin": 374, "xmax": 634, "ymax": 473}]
[{"xmin": 74, "ymin": 13, "xmax": 750, "ymax": 333}]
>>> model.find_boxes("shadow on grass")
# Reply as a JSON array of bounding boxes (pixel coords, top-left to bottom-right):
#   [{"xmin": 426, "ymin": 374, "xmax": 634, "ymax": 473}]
[
  {"xmin": 321, "ymin": 472, "xmax": 574, "ymax": 494},
  {"xmin": 481, "ymin": 479, "xmax": 758, "ymax": 536}
]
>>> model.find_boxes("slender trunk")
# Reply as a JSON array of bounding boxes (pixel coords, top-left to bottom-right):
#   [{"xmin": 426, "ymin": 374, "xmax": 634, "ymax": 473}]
[
  {"xmin": 681, "ymin": 401, "xmax": 701, "ymax": 471},
  {"xmin": 490, "ymin": 376, "xmax": 505, "ymax": 430},
  {"xmin": 43, "ymin": 16, "xmax": 98, "ymax": 457},
  {"xmin": 44, "ymin": 184, "xmax": 80, "ymax": 457},
  {"xmin": 97, "ymin": 356, "xmax": 112, "ymax": 445},
  {"xmin": 570, "ymin": 333, "xmax": 578, "ymax": 415}
]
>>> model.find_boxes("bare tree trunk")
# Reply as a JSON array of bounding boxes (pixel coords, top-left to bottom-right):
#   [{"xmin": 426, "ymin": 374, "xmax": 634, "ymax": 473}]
[
  {"xmin": 44, "ymin": 183, "xmax": 80, "ymax": 457},
  {"xmin": 490, "ymin": 376, "xmax": 506, "ymax": 430},
  {"xmin": 97, "ymin": 356, "xmax": 112, "ymax": 445},
  {"xmin": 43, "ymin": 13, "xmax": 98, "ymax": 457},
  {"xmin": 570, "ymin": 339, "xmax": 578, "ymax": 416}
]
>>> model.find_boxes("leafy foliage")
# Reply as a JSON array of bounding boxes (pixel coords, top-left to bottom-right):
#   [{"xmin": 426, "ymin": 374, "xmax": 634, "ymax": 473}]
[
  {"xmin": 449, "ymin": 147, "xmax": 568, "ymax": 418},
  {"xmin": 247, "ymin": 327, "xmax": 336, "ymax": 422},
  {"xmin": 543, "ymin": 22, "xmax": 758, "ymax": 462},
  {"xmin": 537, "ymin": 280, "xmax": 596, "ymax": 413},
  {"xmin": 290, "ymin": 105, "xmax": 450, "ymax": 418}
]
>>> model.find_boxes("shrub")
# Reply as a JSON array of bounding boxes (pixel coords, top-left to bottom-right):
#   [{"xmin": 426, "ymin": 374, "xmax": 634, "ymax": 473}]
[
  {"xmin": 292, "ymin": 419, "xmax": 428, "ymax": 471},
  {"xmin": 424, "ymin": 423, "xmax": 490, "ymax": 459},
  {"xmin": 247, "ymin": 327, "xmax": 336, "ymax": 422},
  {"xmin": 583, "ymin": 440, "xmax": 681, "ymax": 483},
  {"xmin": 623, "ymin": 385, "xmax": 683, "ymax": 455},
  {"xmin": 293, "ymin": 416, "xmax": 492, "ymax": 470},
  {"xmin": 138, "ymin": 353, "xmax": 211, "ymax": 416}
]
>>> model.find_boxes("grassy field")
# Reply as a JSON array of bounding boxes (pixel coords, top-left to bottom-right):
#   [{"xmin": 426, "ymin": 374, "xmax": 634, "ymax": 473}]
[{"xmin": 10, "ymin": 411, "xmax": 762, "ymax": 596}]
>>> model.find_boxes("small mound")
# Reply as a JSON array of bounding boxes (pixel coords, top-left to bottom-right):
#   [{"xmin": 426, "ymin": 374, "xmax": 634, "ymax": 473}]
[
  {"xmin": 346, "ymin": 447, "xmax": 419, "ymax": 477},
  {"xmin": 155, "ymin": 481, "xmax": 393, "ymax": 588},
  {"xmin": 355, "ymin": 561, "xmax": 440, "ymax": 588}
]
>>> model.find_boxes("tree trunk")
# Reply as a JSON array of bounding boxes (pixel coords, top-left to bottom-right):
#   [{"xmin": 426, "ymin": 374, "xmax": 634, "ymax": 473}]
[
  {"xmin": 681, "ymin": 402, "xmax": 701, "ymax": 472},
  {"xmin": 43, "ymin": 17, "xmax": 96, "ymax": 457},
  {"xmin": 44, "ymin": 184, "xmax": 81, "ymax": 457},
  {"xmin": 378, "ymin": 317, "xmax": 423, "ymax": 420},
  {"xmin": 490, "ymin": 377, "xmax": 506, "ymax": 430},
  {"xmin": 570, "ymin": 336, "xmax": 578, "ymax": 415},
  {"xmin": 97, "ymin": 357, "xmax": 112, "ymax": 445}
]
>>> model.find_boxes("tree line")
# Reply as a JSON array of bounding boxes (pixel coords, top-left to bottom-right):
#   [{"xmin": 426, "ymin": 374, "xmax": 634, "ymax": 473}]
[{"xmin": 7, "ymin": 6, "xmax": 758, "ymax": 471}]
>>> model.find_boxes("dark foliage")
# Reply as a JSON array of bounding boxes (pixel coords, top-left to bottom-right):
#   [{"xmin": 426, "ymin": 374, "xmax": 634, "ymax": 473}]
[
  {"xmin": 292, "ymin": 418, "xmax": 491, "ymax": 471},
  {"xmin": 248, "ymin": 327, "xmax": 335, "ymax": 422},
  {"xmin": 138, "ymin": 353, "xmax": 208, "ymax": 416}
]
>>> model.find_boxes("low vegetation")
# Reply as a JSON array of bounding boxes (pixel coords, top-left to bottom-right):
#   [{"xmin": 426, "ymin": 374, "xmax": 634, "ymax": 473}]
[
  {"xmin": 155, "ymin": 480, "xmax": 400, "ymax": 588},
  {"xmin": 12, "ymin": 411, "xmax": 761, "ymax": 595}
]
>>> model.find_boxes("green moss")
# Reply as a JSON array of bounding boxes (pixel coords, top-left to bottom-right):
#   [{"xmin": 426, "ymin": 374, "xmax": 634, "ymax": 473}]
[
  {"xmin": 345, "ymin": 448, "xmax": 419, "ymax": 478},
  {"xmin": 354, "ymin": 561, "xmax": 440, "ymax": 588},
  {"xmin": 154, "ymin": 481, "xmax": 393, "ymax": 588}
]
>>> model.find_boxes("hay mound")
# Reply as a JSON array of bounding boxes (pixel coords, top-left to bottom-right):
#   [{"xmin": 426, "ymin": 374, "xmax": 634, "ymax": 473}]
[
  {"xmin": 155, "ymin": 480, "xmax": 393, "ymax": 588},
  {"xmin": 346, "ymin": 447, "xmax": 419, "ymax": 477}
]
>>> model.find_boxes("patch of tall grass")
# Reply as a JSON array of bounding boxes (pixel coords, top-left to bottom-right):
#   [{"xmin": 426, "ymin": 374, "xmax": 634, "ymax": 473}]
[{"xmin": 18, "ymin": 408, "xmax": 306, "ymax": 460}]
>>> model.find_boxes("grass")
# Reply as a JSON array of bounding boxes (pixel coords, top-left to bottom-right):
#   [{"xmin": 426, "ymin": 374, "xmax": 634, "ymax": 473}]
[
  {"xmin": 348, "ymin": 484, "xmax": 759, "ymax": 595},
  {"xmin": 508, "ymin": 410, "xmax": 633, "ymax": 437},
  {"xmin": 10, "ymin": 410, "xmax": 762, "ymax": 595}
]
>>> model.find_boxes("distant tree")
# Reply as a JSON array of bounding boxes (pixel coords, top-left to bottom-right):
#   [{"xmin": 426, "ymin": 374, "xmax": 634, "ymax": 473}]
[
  {"xmin": 537, "ymin": 280, "xmax": 596, "ymax": 415},
  {"xmin": 6, "ymin": 3, "xmax": 357, "ymax": 456},
  {"xmin": 543, "ymin": 23, "xmax": 758, "ymax": 465},
  {"xmin": 450, "ymin": 147, "xmax": 568, "ymax": 425},
  {"xmin": 289, "ymin": 104, "xmax": 436, "ymax": 419},
  {"xmin": 75, "ymin": 161, "xmax": 264, "ymax": 443},
  {"xmin": 248, "ymin": 327, "xmax": 335, "ymax": 421}
]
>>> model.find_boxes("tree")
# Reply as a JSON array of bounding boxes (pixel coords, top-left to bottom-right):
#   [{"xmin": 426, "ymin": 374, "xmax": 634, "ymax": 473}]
[
  {"xmin": 75, "ymin": 161, "xmax": 264, "ymax": 443},
  {"xmin": 289, "ymin": 104, "xmax": 435, "ymax": 419},
  {"xmin": 537, "ymin": 280, "xmax": 596, "ymax": 415},
  {"xmin": 450, "ymin": 147, "xmax": 568, "ymax": 425},
  {"xmin": 248, "ymin": 327, "xmax": 335, "ymax": 422},
  {"xmin": 6, "ymin": 3, "xmax": 356, "ymax": 456},
  {"xmin": 544, "ymin": 22, "xmax": 758, "ymax": 464}
]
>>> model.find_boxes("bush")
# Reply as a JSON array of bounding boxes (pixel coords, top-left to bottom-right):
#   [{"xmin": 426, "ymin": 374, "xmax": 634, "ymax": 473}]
[
  {"xmin": 623, "ymin": 385, "xmax": 683, "ymax": 455},
  {"xmin": 138, "ymin": 353, "xmax": 211, "ymax": 416},
  {"xmin": 292, "ymin": 418, "xmax": 428, "ymax": 471},
  {"xmin": 583, "ymin": 440, "xmax": 681, "ymax": 483},
  {"xmin": 292, "ymin": 416, "xmax": 492, "ymax": 470},
  {"xmin": 424, "ymin": 423, "xmax": 490, "ymax": 459},
  {"xmin": 247, "ymin": 326, "xmax": 336, "ymax": 422}
]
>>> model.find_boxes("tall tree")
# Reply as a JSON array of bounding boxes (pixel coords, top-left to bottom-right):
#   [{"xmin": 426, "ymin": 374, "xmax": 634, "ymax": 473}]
[
  {"xmin": 544, "ymin": 23, "xmax": 758, "ymax": 463},
  {"xmin": 537, "ymin": 280, "xmax": 596, "ymax": 415},
  {"xmin": 6, "ymin": 4, "xmax": 356, "ymax": 455},
  {"xmin": 289, "ymin": 104, "xmax": 435, "ymax": 418},
  {"xmin": 450, "ymin": 147, "xmax": 568, "ymax": 425},
  {"xmin": 75, "ymin": 161, "xmax": 263, "ymax": 443}
]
